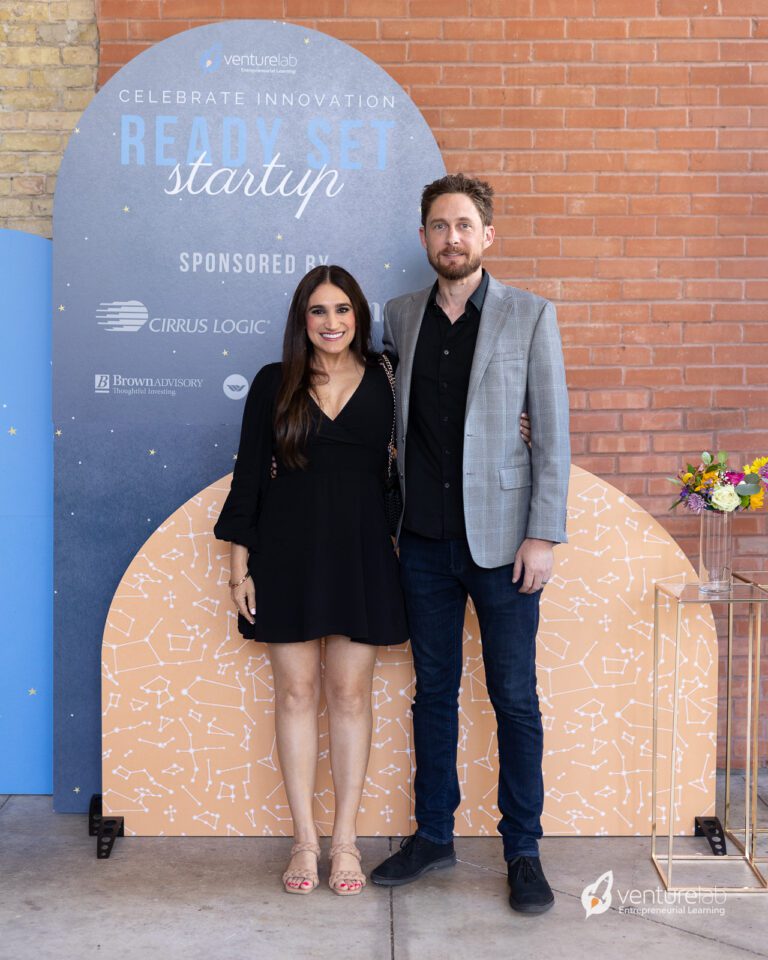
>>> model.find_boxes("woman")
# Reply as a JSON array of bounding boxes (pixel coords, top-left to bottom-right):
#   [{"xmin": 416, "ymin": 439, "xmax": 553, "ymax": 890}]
[{"xmin": 214, "ymin": 265, "xmax": 408, "ymax": 896}]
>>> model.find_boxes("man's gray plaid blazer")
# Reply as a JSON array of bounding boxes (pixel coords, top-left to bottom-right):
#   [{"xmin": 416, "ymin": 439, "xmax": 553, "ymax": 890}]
[{"xmin": 382, "ymin": 274, "xmax": 571, "ymax": 569}]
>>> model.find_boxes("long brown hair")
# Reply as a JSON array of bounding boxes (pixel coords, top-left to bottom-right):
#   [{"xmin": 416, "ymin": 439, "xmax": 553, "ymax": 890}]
[{"xmin": 274, "ymin": 265, "xmax": 375, "ymax": 469}]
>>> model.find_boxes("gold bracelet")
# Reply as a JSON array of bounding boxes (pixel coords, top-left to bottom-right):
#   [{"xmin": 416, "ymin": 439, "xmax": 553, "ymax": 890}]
[{"xmin": 228, "ymin": 571, "xmax": 251, "ymax": 589}]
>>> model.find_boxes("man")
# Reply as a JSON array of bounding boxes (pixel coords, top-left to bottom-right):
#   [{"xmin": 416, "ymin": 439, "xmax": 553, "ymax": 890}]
[{"xmin": 371, "ymin": 173, "xmax": 570, "ymax": 914}]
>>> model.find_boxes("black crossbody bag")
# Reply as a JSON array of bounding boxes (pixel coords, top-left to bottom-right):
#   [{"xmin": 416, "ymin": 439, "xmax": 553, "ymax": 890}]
[{"xmin": 379, "ymin": 353, "xmax": 403, "ymax": 536}]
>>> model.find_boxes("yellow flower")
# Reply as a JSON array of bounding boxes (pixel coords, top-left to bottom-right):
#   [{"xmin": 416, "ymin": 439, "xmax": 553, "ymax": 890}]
[
  {"xmin": 750, "ymin": 489, "xmax": 765, "ymax": 510},
  {"xmin": 682, "ymin": 472, "xmax": 693, "ymax": 484},
  {"xmin": 744, "ymin": 455, "xmax": 768, "ymax": 475},
  {"xmin": 695, "ymin": 470, "xmax": 719, "ymax": 492}
]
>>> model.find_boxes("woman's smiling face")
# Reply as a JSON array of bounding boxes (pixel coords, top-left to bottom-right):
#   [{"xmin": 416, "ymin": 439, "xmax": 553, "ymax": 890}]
[{"xmin": 305, "ymin": 282, "xmax": 356, "ymax": 356}]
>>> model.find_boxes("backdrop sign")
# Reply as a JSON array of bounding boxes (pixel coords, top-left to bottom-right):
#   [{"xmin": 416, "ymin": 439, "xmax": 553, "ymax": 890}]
[
  {"xmin": 54, "ymin": 19, "xmax": 443, "ymax": 424},
  {"xmin": 52, "ymin": 20, "xmax": 444, "ymax": 810}
]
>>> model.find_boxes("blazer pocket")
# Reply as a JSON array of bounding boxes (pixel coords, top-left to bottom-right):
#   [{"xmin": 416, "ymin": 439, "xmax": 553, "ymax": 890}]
[
  {"xmin": 488, "ymin": 350, "xmax": 523, "ymax": 363},
  {"xmin": 499, "ymin": 464, "xmax": 532, "ymax": 489}
]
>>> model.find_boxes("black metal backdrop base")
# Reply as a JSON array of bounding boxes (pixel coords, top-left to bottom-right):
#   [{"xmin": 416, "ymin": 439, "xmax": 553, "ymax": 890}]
[
  {"xmin": 89, "ymin": 794, "xmax": 124, "ymax": 859},
  {"xmin": 695, "ymin": 815, "xmax": 727, "ymax": 855}
]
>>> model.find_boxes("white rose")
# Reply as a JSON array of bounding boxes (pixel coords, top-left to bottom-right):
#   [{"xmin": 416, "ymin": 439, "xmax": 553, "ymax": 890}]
[{"xmin": 710, "ymin": 484, "xmax": 741, "ymax": 512}]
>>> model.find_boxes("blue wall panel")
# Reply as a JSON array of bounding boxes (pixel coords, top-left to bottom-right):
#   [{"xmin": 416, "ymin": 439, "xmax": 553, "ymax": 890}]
[{"xmin": 0, "ymin": 228, "xmax": 53, "ymax": 793}]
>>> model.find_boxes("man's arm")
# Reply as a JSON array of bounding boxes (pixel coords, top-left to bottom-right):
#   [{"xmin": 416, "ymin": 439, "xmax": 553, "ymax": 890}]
[
  {"xmin": 514, "ymin": 300, "xmax": 570, "ymax": 593},
  {"xmin": 382, "ymin": 301, "xmax": 399, "ymax": 368},
  {"xmin": 524, "ymin": 299, "xmax": 571, "ymax": 545}
]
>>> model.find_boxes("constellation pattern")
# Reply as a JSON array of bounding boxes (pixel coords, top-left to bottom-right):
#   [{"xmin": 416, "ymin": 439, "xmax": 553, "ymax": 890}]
[{"xmin": 102, "ymin": 466, "xmax": 716, "ymax": 837}]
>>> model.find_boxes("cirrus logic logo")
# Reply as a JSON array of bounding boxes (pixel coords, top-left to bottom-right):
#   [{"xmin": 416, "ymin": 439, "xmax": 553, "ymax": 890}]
[{"xmin": 96, "ymin": 301, "xmax": 149, "ymax": 333}]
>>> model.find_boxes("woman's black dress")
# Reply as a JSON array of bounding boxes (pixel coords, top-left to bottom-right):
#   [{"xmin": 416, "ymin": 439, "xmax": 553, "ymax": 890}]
[{"xmin": 214, "ymin": 360, "xmax": 408, "ymax": 646}]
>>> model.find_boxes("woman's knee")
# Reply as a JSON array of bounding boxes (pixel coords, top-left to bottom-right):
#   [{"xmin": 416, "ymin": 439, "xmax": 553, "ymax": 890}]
[
  {"xmin": 275, "ymin": 678, "xmax": 320, "ymax": 714},
  {"xmin": 324, "ymin": 680, "xmax": 371, "ymax": 718}
]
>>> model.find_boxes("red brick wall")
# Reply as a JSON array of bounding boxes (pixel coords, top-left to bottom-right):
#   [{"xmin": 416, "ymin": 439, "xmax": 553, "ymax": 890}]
[
  {"xmin": 96, "ymin": 4, "xmax": 768, "ymax": 551},
  {"xmin": 96, "ymin": 1, "xmax": 768, "ymax": 759}
]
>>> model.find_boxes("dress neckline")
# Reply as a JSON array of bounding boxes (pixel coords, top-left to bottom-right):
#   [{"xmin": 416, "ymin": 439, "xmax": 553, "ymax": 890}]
[{"xmin": 309, "ymin": 365, "xmax": 368, "ymax": 423}]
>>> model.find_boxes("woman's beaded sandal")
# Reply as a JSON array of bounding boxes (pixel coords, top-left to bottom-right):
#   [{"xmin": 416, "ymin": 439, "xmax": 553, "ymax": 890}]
[
  {"xmin": 282, "ymin": 841, "xmax": 321, "ymax": 895},
  {"xmin": 328, "ymin": 842, "xmax": 366, "ymax": 896}
]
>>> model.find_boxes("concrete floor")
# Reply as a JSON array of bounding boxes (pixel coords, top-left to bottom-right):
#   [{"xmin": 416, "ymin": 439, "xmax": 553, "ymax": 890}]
[{"xmin": 1, "ymin": 793, "xmax": 767, "ymax": 960}]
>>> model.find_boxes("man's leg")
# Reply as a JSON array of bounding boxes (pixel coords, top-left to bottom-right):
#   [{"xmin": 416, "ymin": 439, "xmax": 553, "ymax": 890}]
[
  {"xmin": 459, "ymin": 542, "xmax": 553, "ymax": 913},
  {"xmin": 371, "ymin": 531, "xmax": 466, "ymax": 885}
]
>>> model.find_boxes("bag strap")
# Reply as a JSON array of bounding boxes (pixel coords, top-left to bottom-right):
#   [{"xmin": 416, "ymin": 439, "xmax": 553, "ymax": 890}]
[{"xmin": 379, "ymin": 354, "xmax": 396, "ymax": 478}]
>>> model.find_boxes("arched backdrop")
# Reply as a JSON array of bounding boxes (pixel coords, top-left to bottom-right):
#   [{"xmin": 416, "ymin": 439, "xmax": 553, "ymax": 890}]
[{"xmin": 102, "ymin": 466, "xmax": 717, "ymax": 837}]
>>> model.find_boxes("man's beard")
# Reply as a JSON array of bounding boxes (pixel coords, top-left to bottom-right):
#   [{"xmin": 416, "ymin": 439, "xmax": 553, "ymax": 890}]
[{"xmin": 427, "ymin": 246, "xmax": 482, "ymax": 281}]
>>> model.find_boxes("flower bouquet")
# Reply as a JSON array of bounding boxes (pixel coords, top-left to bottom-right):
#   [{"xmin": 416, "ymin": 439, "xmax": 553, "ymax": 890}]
[{"xmin": 669, "ymin": 451, "xmax": 768, "ymax": 592}]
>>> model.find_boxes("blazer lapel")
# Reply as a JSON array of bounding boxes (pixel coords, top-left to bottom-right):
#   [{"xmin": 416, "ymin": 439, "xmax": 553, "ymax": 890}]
[
  {"xmin": 466, "ymin": 282, "xmax": 512, "ymax": 414},
  {"xmin": 397, "ymin": 286, "xmax": 430, "ymax": 432}
]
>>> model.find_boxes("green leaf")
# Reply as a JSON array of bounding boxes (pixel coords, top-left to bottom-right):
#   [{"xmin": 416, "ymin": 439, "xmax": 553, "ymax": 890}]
[
  {"xmin": 736, "ymin": 481, "xmax": 761, "ymax": 496},
  {"xmin": 717, "ymin": 451, "xmax": 728, "ymax": 464}
]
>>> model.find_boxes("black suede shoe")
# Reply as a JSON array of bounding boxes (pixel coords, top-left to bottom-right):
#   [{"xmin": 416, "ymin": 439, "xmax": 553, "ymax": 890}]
[
  {"xmin": 507, "ymin": 856, "xmax": 555, "ymax": 914},
  {"xmin": 371, "ymin": 834, "xmax": 456, "ymax": 886}
]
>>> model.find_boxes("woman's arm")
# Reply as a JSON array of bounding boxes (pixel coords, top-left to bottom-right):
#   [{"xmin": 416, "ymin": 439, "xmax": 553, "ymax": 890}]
[
  {"xmin": 213, "ymin": 364, "xmax": 278, "ymax": 549},
  {"xmin": 230, "ymin": 542, "xmax": 255, "ymax": 624}
]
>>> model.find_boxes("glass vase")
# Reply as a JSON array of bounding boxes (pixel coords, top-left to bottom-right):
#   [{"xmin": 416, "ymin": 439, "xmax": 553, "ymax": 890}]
[{"xmin": 698, "ymin": 509, "xmax": 733, "ymax": 594}]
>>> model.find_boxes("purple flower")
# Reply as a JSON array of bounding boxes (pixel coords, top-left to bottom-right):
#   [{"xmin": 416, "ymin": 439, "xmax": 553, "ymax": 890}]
[
  {"xmin": 685, "ymin": 493, "xmax": 706, "ymax": 514},
  {"xmin": 760, "ymin": 465, "xmax": 768, "ymax": 481},
  {"xmin": 724, "ymin": 471, "xmax": 744, "ymax": 485}
]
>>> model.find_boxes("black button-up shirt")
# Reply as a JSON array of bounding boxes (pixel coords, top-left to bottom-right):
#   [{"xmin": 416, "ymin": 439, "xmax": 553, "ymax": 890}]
[{"xmin": 403, "ymin": 271, "xmax": 489, "ymax": 540}]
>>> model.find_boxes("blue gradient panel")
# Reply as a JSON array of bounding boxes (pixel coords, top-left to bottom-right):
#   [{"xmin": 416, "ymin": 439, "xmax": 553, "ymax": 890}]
[
  {"xmin": 0, "ymin": 229, "xmax": 53, "ymax": 793},
  {"xmin": 51, "ymin": 21, "xmax": 444, "ymax": 811}
]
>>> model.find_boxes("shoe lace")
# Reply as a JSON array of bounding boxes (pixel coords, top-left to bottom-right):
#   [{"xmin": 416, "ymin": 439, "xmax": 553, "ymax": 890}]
[
  {"xmin": 511, "ymin": 856, "xmax": 539, "ymax": 883},
  {"xmin": 399, "ymin": 834, "xmax": 416, "ymax": 854}
]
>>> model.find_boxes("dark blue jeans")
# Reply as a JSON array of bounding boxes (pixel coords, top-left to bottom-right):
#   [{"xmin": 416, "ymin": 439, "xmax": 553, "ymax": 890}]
[{"xmin": 399, "ymin": 531, "xmax": 544, "ymax": 860}]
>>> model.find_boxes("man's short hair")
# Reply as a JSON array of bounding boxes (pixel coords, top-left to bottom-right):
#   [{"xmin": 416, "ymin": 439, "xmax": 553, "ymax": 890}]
[{"xmin": 420, "ymin": 173, "xmax": 495, "ymax": 228}]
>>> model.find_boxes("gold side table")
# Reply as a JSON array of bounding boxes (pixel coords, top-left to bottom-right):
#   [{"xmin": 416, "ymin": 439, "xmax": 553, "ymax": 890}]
[{"xmin": 652, "ymin": 579, "xmax": 767, "ymax": 893}]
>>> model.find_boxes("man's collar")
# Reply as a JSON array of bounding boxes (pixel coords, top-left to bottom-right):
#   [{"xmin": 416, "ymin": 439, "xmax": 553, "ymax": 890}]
[{"xmin": 428, "ymin": 269, "xmax": 489, "ymax": 316}]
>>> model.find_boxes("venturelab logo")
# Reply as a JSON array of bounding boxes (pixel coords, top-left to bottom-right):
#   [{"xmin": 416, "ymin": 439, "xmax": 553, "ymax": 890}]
[
  {"xmin": 580, "ymin": 870, "xmax": 727, "ymax": 919},
  {"xmin": 581, "ymin": 870, "xmax": 613, "ymax": 919},
  {"xmin": 199, "ymin": 43, "xmax": 222, "ymax": 73},
  {"xmin": 96, "ymin": 301, "xmax": 149, "ymax": 333}
]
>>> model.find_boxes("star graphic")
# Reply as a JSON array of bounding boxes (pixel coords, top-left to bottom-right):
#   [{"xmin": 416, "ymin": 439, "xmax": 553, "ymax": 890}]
[
  {"xmin": 148, "ymin": 449, "xmax": 156, "ymax": 455},
  {"xmin": 55, "ymin": 429, "xmax": 62, "ymax": 437},
  {"xmin": 58, "ymin": 304, "xmax": 65, "ymax": 312},
  {"xmin": 276, "ymin": 233, "xmax": 283, "ymax": 240},
  {"xmin": 384, "ymin": 263, "xmax": 391, "ymax": 269},
  {"xmin": 74, "ymin": 127, "xmax": 80, "ymax": 134},
  {"xmin": 8, "ymin": 427, "xmax": 16, "ymax": 436},
  {"xmin": 303, "ymin": 37, "xmax": 310, "ymax": 44},
  {"xmin": 28, "ymin": 688, "xmax": 37, "ymax": 696},
  {"xmin": 73, "ymin": 786, "xmax": 81, "ymax": 794},
  {"xmin": 222, "ymin": 349, "xmax": 229, "ymax": 356},
  {"xmin": 123, "ymin": 205, "xmax": 130, "ymax": 213},
  {"xmin": 233, "ymin": 454, "xmax": 238, "ymax": 461}
]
